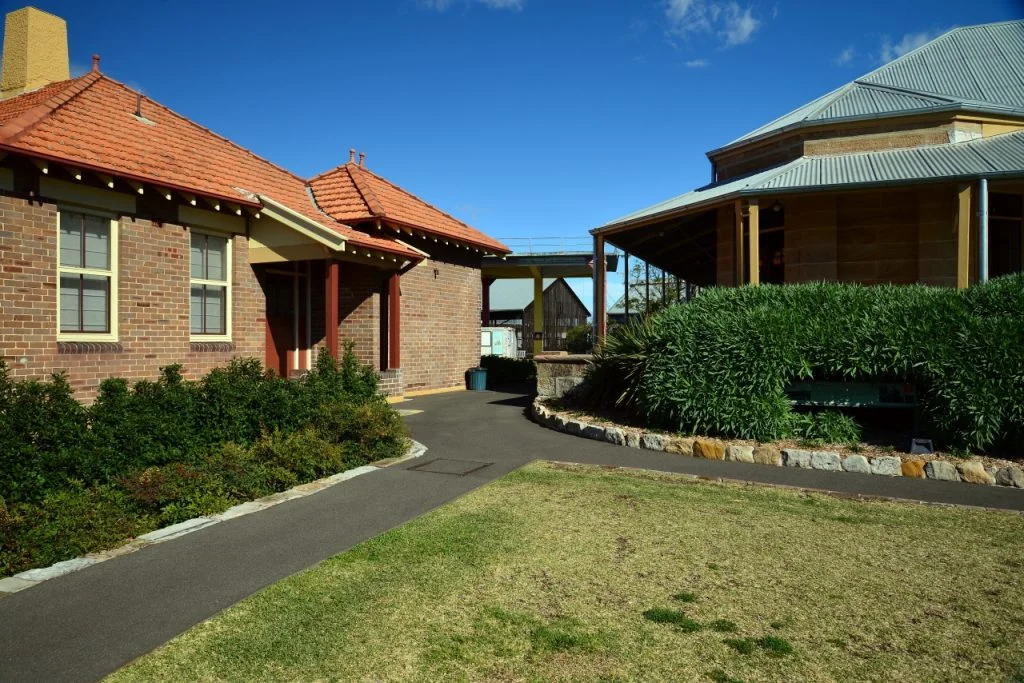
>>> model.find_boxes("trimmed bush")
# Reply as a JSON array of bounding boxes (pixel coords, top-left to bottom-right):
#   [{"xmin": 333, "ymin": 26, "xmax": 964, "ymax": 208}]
[
  {"xmin": 0, "ymin": 344, "xmax": 409, "ymax": 576},
  {"xmin": 565, "ymin": 323, "xmax": 593, "ymax": 353},
  {"xmin": 583, "ymin": 275, "xmax": 1024, "ymax": 452},
  {"xmin": 480, "ymin": 355, "xmax": 536, "ymax": 386}
]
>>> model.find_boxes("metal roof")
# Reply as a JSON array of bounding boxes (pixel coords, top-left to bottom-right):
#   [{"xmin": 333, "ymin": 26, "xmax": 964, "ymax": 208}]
[
  {"xmin": 489, "ymin": 278, "xmax": 557, "ymax": 312},
  {"xmin": 598, "ymin": 130, "xmax": 1024, "ymax": 231},
  {"xmin": 719, "ymin": 21, "xmax": 1024, "ymax": 151}
]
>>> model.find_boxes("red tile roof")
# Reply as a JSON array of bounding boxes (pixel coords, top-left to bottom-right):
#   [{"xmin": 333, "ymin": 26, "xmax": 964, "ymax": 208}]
[
  {"xmin": 0, "ymin": 73, "xmax": 417, "ymax": 258},
  {"xmin": 309, "ymin": 163, "xmax": 510, "ymax": 254}
]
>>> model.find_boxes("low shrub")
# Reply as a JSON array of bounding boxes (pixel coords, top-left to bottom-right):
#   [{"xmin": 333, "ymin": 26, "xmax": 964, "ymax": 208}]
[
  {"xmin": 0, "ymin": 344, "xmax": 409, "ymax": 576},
  {"xmin": 565, "ymin": 323, "xmax": 593, "ymax": 353},
  {"xmin": 584, "ymin": 276, "xmax": 1024, "ymax": 452},
  {"xmin": 480, "ymin": 355, "xmax": 536, "ymax": 386},
  {"xmin": 790, "ymin": 410, "xmax": 862, "ymax": 445}
]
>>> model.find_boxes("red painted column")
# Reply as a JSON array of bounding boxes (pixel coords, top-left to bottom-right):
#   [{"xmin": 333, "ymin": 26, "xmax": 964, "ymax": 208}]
[
  {"xmin": 388, "ymin": 270, "xmax": 401, "ymax": 369},
  {"xmin": 325, "ymin": 258, "xmax": 340, "ymax": 359},
  {"xmin": 481, "ymin": 276, "xmax": 495, "ymax": 326}
]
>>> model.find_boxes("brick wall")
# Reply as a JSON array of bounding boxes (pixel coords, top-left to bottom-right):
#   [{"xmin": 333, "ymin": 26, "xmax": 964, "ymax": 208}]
[
  {"xmin": 399, "ymin": 245, "xmax": 482, "ymax": 392},
  {"xmin": 0, "ymin": 192, "xmax": 264, "ymax": 400}
]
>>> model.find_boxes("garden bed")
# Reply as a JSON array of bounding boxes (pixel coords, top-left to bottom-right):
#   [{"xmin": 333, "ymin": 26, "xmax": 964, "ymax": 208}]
[
  {"xmin": 533, "ymin": 401, "xmax": 1024, "ymax": 489},
  {"xmin": 0, "ymin": 346, "xmax": 409, "ymax": 577}
]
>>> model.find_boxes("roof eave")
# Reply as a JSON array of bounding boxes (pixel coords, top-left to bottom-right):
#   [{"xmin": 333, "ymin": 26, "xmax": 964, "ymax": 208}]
[
  {"xmin": 594, "ymin": 168, "xmax": 1024, "ymax": 236},
  {"xmin": 705, "ymin": 103, "xmax": 1024, "ymax": 159}
]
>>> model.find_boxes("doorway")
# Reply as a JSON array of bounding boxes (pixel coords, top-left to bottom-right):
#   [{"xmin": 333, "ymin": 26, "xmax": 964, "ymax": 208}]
[{"xmin": 263, "ymin": 264, "xmax": 310, "ymax": 377}]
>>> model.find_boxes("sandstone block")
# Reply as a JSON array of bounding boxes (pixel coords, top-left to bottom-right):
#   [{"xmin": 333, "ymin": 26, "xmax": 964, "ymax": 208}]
[
  {"xmin": 841, "ymin": 455, "xmax": 871, "ymax": 474},
  {"xmin": 726, "ymin": 445, "xmax": 754, "ymax": 463},
  {"xmin": 694, "ymin": 439, "xmax": 726, "ymax": 460}
]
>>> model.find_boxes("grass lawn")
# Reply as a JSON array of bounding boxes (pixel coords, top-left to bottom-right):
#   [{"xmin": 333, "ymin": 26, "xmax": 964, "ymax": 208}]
[{"xmin": 110, "ymin": 463, "xmax": 1024, "ymax": 682}]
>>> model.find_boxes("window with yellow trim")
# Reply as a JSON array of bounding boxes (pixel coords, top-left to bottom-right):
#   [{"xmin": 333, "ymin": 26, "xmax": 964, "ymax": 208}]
[
  {"xmin": 58, "ymin": 210, "xmax": 117, "ymax": 339},
  {"xmin": 190, "ymin": 231, "xmax": 231, "ymax": 338}
]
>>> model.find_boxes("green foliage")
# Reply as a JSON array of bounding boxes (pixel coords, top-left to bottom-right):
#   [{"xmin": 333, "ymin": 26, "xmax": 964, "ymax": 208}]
[
  {"xmin": 479, "ymin": 355, "xmax": 535, "ymax": 386},
  {"xmin": 0, "ymin": 345, "xmax": 408, "ymax": 576},
  {"xmin": 565, "ymin": 323, "xmax": 592, "ymax": 353},
  {"xmin": 790, "ymin": 411, "xmax": 862, "ymax": 445},
  {"xmin": 709, "ymin": 619, "xmax": 739, "ymax": 633},
  {"xmin": 584, "ymin": 276, "xmax": 1024, "ymax": 452},
  {"xmin": 673, "ymin": 592, "xmax": 698, "ymax": 603}
]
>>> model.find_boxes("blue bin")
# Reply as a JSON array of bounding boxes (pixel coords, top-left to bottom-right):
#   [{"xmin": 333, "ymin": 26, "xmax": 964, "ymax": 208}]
[{"xmin": 467, "ymin": 367, "xmax": 487, "ymax": 391}]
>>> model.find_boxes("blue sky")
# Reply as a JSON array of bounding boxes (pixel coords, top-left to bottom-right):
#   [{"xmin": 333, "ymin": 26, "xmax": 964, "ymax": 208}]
[{"xmin": 14, "ymin": 0, "xmax": 1024, "ymax": 309}]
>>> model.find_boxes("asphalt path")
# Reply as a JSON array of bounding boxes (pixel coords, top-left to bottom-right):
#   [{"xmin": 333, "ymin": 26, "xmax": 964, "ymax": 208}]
[{"xmin": 1, "ymin": 387, "xmax": 1020, "ymax": 681}]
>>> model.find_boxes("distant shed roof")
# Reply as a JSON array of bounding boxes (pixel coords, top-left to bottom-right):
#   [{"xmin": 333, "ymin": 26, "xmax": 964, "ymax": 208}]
[{"xmin": 716, "ymin": 21, "xmax": 1024, "ymax": 153}]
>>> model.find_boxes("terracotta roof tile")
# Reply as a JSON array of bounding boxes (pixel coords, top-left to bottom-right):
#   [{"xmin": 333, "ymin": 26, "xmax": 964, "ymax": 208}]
[
  {"xmin": 0, "ymin": 74, "xmax": 417, "ymax": 259},
  {"xmin": 309, "ymin": 163, "xmax": 510, "ymax": 254}
]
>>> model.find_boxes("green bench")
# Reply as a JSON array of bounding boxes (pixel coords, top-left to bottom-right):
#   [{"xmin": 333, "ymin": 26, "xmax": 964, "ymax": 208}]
[{"xmin": 785, "ymin": 381, "xmax": 917, "ymax": 409}]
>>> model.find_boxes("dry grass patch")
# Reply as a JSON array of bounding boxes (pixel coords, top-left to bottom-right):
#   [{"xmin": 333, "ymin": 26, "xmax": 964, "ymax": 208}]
[{"xmin": 110, "ymin": 462, "xmax": 1024, "ymax": 682}]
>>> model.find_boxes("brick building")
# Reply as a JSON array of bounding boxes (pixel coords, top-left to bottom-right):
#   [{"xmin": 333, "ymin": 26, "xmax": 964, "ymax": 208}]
[
  {"xmin": 0, "ymin": 7, "xmax": 508, "ymax": 399},
  {"xmin": 591, "ymin": 21, "xmax": 1024, "ymax": 337}
]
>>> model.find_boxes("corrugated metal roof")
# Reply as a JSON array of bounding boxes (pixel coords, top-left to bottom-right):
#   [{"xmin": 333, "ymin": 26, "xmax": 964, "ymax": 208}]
[
  {"xmin": 724, "ymin": 21, "xmax": 1024, "ymax": 149},
  {"xmin": 598, "ymin": 130, "xmax": 1024, "ymax": 230},
  {"xmin": 489, "ymin": 278, "xmax": 557, "ymax": 312}
]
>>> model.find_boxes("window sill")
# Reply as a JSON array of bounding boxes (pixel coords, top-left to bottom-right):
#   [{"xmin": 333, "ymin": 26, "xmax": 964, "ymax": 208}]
[
  {"xmin": 57, "ymin": 333, "xmax": 118, "ymax": 343},
  {"xmin": 190, "ymin": 340, "xmax": 236, "ymax": 353},
  {"xmin": 58, "ymin": 341, "xmax": 124, "ymax": 354}
]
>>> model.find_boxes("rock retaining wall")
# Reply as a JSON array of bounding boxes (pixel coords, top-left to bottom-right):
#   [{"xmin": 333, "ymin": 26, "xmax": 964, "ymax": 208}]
[
  {"xmin": 531, "ymin": 401, "xmax": 1024, "ymax": 490},
  {"xmin": 534, "ymin": 354, "xmax": 592, "ymax": 400}
]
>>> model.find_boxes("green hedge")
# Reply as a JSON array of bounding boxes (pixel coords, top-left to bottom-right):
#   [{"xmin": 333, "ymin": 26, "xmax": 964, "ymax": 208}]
[
  {"xmin": 480, "ymin": 355, "xmax": 536, "ymax": 386},
  {"xmin": 0, "ymin": 345, "xmax": 407, "ymax": 575},
  {"xmin": 583, "ymin": 275, "xmax": 1024, "ymax": 452}
]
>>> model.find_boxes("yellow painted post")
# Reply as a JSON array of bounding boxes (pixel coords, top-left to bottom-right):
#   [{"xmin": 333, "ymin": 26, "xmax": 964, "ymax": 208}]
[
  {"xmin": 533, "ymin": 273, "xmax": 544, "ymax": 356},
  {"xmin": 734, "ymin": 199, "xmax": 745, "ymax": 285},
  {"xmin": 748, "ymin": 198, "xmax": 760, "ymax": 285},
  {"xmin": 957, "ymin": 184, "xmax": 972, "ymax": 289}
]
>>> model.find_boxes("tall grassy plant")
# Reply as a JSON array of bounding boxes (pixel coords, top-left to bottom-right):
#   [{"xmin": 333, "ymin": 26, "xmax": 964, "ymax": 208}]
[{"xmin": 583, "ymin": 275, "xmax": 1024, "ymax": 452}]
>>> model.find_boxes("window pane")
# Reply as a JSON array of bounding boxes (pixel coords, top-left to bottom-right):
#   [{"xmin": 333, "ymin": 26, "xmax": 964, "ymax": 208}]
[
  {"xmin": 59, "ymin": 212, "xmax": 83, "ymax": 267},
  {"xmin": 84, "ymin": 215, "xmax": 110, "ymax": 270},
  {"xmin": 204, "ymin": 286, "xmax": 226, "ymax": 335},
  {"xmin": 60, "ymin": 274, "xmax": 81, "ymax": 332},
  {"xmin": 190, "ymin": 232, "xmax": 205, "ymax": 279},
  {"xmin": 206, "ymin": 235, "xmax": 227, "ymax": 281},
  {"xmin": 81, "ymin": 275, "xmax": 109, "ymax": 332},
  {"xmin": 190, "ymin": 285, "xmax": 204, "ymax": 334}
]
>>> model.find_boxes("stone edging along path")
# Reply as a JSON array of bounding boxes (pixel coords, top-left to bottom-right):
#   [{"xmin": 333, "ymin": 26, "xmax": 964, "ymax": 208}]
[
  {"xmin": 0, "ymin": 440, "xmax": 429, "ymax": 596},
  {"xmin": 531, "ymin": 401, "xmax": 1024, "ymax": 491}
]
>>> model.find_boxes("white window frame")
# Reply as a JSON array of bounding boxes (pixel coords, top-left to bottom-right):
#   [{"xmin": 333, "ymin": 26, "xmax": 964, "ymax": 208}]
[
  {"xmin": 189, "ymin": 228, "xmax": 233, "ymax": 342},
  {"xmin": 56, "ymin": 208, "xmax": 119, "ymax": 342}
]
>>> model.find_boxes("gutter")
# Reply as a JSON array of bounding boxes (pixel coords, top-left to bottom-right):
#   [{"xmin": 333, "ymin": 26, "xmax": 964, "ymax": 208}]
[
  {"xmin": 257, "ymin": 195, "xmax": 346, "ymax": 251},
  {"xmin": 592, "ymin": 169, "xmax": 1024, "ymax": 236}
]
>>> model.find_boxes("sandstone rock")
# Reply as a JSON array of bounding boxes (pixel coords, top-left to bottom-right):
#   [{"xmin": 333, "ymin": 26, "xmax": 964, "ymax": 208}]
[
  {"xmin": 956, "ymin": 461, "xmax": 995, "ymax": 485},
  {"xmin": 841, "ymin": 455, "xmax": 871, "ymax": 474},
  {"xmin": 694, "ymin": 439, "xmax": 726, "ymax": 460},
  {"xmin": 565, "ymin": 420, "xmax": 585, "ymax": 436},
  {"xmin": 554, "ymin": 376, "xmax": 584, "ymax": 398},
  {"xmin": 870, "ymin": 456, "xmax": 902, "ymax": 476},
  {"xmin": 995, "ymin": 467, "xmax": 1024, "ymax": 488},
  {"xmin": 536, "ymin": 378, "xmax": 556, "ymax": 399},
  {"xmin": 581, "ymin": 424, "xmax": 605, "ymax": 441},
  {"xmin": 726, "ymin": 445, "xmax": 754, "ymax": 463},
  {"xmin": 640, "ymin": 433, "xmax": 668, "ymax": 451},
  {"xmin": 625, "ymin": 432, "xmax": 641, "ymax": 449},
  {"xmin": 752, "ymin": 445, "xmax": 782, "ymax": 466},
  {"xmin": 665, "ymin": 438, "xmax": 695, "ymax": 457},
  {"xmin": 782, "ymin": 449, "xmax": 812, "ymax": 468},
  {"xmin": 603, "ymin": 427, "xmax": 626, "ymax": 446},
  {"xmin": 925, "ymin": 460, "xmax": 960, "ymax": 482},
  {"xmin": 901, "ymin": 459, "xmax": 926, "ymax": 478},
  {"xmin": 810, "ymin": 451, "xmax": 842, "ymax": 471}
]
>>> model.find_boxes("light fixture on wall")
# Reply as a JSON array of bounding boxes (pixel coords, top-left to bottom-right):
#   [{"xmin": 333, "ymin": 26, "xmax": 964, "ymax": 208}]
[{"xmin": 772, "ymin": 201, "xmax": 783, "ymax": 212}]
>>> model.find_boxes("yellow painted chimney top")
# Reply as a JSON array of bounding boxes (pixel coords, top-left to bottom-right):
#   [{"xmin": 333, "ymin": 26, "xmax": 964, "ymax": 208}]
[{"xmin": 1, "ymin": 6, "xmax": 70, "ymax": 100}]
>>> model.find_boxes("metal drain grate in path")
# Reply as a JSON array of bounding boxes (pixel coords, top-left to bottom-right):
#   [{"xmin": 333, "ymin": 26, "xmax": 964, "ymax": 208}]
[{"xmin": 407, "ymin": 458, "xmax": 493, "ymax": 476}]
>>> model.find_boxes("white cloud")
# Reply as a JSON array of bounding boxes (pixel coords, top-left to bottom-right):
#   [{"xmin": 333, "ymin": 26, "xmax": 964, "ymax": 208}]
[
  {"xmin": 879, "ymin": 29, "xmax": 948, "ymax": 63},
  {"xmin": 833, "ymin": 45, "xmax": 855, "ymax": 66},
  {"xmin": 685, "ymin": 58, "xmax": 709, "ymax": 67},
  {"xmin": 419, "ymin": 0, "xmax": 523, "ymax": 10},
  {"xmin": 665, "ymin": 0, "xmax": 761, "ymax": 47}
]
